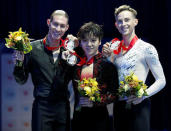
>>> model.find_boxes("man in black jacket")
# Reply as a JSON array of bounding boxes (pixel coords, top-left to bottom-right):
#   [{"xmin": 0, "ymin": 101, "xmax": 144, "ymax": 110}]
[{"xmin": 13, "ymin": 10, "xmax": 76, "ymax": 131}]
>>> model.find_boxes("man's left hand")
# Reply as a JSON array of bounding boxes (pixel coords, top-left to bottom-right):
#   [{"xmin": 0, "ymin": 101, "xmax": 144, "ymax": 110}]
[
  {"xmin": 66, "ymin": 34, "xmax": 79, "ymax": 47},
  {"xmin": 126, "ymin": 95, "xmax": 145, "ymax": 105}
]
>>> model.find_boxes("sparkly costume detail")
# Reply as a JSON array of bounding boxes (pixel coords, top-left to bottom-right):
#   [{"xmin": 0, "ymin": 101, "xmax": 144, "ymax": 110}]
[{"xmin": 112, "ymin": 39, "xmax": 166, "ymax": 97}]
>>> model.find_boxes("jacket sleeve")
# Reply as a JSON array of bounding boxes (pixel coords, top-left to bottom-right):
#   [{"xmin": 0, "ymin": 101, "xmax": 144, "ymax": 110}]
[
  {"xmin": 99, "ymin": 61, "xmax": 119, "ymax": 105},
  {"xmin": 144, "ymin": 45, "xmax": 166, "ymax": 98},
  {"xmin": 13, "ymin": 53, "xmax": 31, "ymax": 84}
]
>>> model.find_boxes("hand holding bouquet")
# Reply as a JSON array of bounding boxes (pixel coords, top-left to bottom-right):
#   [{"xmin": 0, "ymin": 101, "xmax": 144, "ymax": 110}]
[
  {"xmin": 5, "ymin": 27, "xmax": 32, "ymax": 66},
  {"xmin": 5, "ymin": 27, "xmax": 32, "ymax": 53},
  {"xmin": 118, "ymin": 73, "xmax": 148, "ymax": 108},
  {"xmin": 77, "ymin": 78, "xmax": 101, "ymax": 102}
]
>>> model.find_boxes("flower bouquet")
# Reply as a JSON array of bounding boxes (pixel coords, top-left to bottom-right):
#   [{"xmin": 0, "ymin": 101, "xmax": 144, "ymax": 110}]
[
  {"xmin": 5, "ymin": 27, "xmax": 32, "ymax": 66},
  {"xmin": 77, "ymin": 78, "xmax": 101, "ymax": 102},
  {"xmin": 118, "ymin": 73, "xmax": 148, "ymax": 108}
]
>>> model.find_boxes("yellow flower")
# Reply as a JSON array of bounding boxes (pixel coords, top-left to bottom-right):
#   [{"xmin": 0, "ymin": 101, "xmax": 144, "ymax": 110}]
[
  {"xmin": 120, "ymin": 81, "xmax": 124, "ymax": 85},
  {"xmin": 132, "ymin": 74, "xmax": 139, "ymax": 82},
  {"xmin": 92, "ymin": 81, "xmax": 98, "ymax": 86},
  {"xmin": 84, "ymin": 86, "xmax": 92, "ymax": 96},
  {"xmin": 18, "ymin": 27, "xmax": 23, "ymax": 33},
  {"xmin": 90, "ymin": 96, "xmax": 95, "ymax": 101},
  {"xmin": 125, "ymin": 75, "xmax": 132, "ymax": 82},
  {"xmin": 123, "ymin": 84, "xmax": 130, "ymax": 92},
  {"xmin": 91, "ymin": 86, "xmax": 99, "ymax": 94},
  {"xmin": 118, "ymin": 72, "xmax": 148, "ymax": 101},
  {"xmin": 15, "ymin": 36, "xmax": 22, "ymax": 41},
  {"xmin": 142, "ymin": 84, "xmax": 148, "ymax": 90},
  {"xmin": 5, "ymin": 27, "xmax": 32, "ymax": 54},
  {"xmin": 130, "ymin": 81, "xmax": 139, "ymax": 88},
  {"xmin": 77, "ymin": 78, "xmax": 101, "ymax": 102},
  {"xmin": 89, "ymin": 78, "xmax": 98, "ymax": 86},
  {"xmin": 83, "ymin": 78, "xmax": 89, "ymax": 84}
]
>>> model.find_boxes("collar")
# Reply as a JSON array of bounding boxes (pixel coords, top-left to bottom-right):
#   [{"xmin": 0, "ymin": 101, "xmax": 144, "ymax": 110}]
[
  {"xmin": 77, "ymin": 52, "xmax": 101, "ymax": 66},
  {"xmin": 43, "ymin": 37, "xmax": 65, "ymax": 51}
]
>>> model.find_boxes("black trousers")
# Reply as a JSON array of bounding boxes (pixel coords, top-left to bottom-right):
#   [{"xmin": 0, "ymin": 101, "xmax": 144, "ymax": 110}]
[
  {"xmin": 32, "ymin": 98, "xmax": 70, "ymax": 131},
  {"xmin": 113, "ymin": 99, "xmax": 151, "ymax": 131},
  {"xmin": 72, "ymin": 106, "xmax": 110, "ymax": 131}
]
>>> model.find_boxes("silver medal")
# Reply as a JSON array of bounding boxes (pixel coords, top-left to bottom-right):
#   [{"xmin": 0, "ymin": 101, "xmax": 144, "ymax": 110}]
[{"xmin": 65, "ymin": 40, "xmax": 77, "ymax": 65}]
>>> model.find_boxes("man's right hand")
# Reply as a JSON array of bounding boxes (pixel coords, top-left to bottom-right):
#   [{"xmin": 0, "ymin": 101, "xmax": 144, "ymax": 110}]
[
  {"xmin": 62, "ymin": 50, "xmax": 76, "ymax": 61},
  {"xmin": 12, "ymin": 50, "xmax": 24, "ymax": 65},
  {"xmin": 62, "ymin": 50, "xmax": 77, "ymax": 66},
  {"xmin": 102, "ymin": 42, "xmax": 112, "ymax": 57}
]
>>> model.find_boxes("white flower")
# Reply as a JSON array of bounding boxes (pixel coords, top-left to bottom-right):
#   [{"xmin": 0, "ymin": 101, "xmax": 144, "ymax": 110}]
[
  {"xmin": 15, "ymin": 36, "xmax": 22, "ymax": 41},
  {"xmin": 137, "ymin": 88, "xmax": 144, "ymax": 97},
  {"xmin": 84, "ymin": 86, "xmax": 92, "ymax": 96},
  {"xmin": 123, "ymin": 84, "xmax": 130, "ymax": 92}
]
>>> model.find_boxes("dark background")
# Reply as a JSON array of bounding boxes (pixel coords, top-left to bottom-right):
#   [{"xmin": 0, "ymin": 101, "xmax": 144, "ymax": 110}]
[{"xmin": 0, "ymin": 0, "xmax": 170, "ymax": 130}]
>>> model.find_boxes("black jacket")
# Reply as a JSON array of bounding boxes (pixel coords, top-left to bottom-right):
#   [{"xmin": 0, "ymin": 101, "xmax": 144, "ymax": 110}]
[
  {"xmin": 72, "ymin": 53, "xmax": 119, "ymax": 107},
  {"xmin": 13, "ymin": 39, "xmax": 73, "ymax": 101}
]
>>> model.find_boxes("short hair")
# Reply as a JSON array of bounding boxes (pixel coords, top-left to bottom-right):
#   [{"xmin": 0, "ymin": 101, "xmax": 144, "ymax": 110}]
[
  {"xmin": 114, "ymin": 5, "xmax": 137, "ymax": 18},
  {"xmin": 50, "ymin": 10, "xmax": 69, "ymax": 22},
  {"xmin": 77, "ymin": 22, "xmax": 103, "ymax": 41}
]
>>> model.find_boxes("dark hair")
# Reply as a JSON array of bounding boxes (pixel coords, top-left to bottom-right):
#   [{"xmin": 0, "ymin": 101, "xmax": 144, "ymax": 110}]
[{"xmin": 77, "ymin": 22, "xmax": 103, "ymax": 41}]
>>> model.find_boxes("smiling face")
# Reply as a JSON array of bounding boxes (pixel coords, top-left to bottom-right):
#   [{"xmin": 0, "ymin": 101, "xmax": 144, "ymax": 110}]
[
  {"xmin": 80, "ymin": 33, "xmax": 101, "ymax": 58},
  {"xmin": 77, "ymin": 22, "xmax": 103, "ymax": 58},
  {"xmin": 115, "ymin": 10, "xmax": 138, "ymax": 37},
  {"xmin": 47, "ymin": 14, "xmax": 69, "ymax": 41}
]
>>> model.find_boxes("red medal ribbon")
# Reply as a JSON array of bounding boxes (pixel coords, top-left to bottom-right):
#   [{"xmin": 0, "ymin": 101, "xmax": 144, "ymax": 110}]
[
  {"xmin": 113, "ymin": 35, "xmax": 138, "ymax": 54},
  {"xmin": 43, "ymin": 37, "xmax": 66, "ymax": 51},
  {"xmin": 43, "ymin": 37, "xmax": 95, "ymax": 66},
  {"xmin": 77, "ymin": 56, "xmax": 94, "ymax": 66},
  {"xmin": 69, "ymin": 51, "xmax": 94, "ymax": 66}
]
